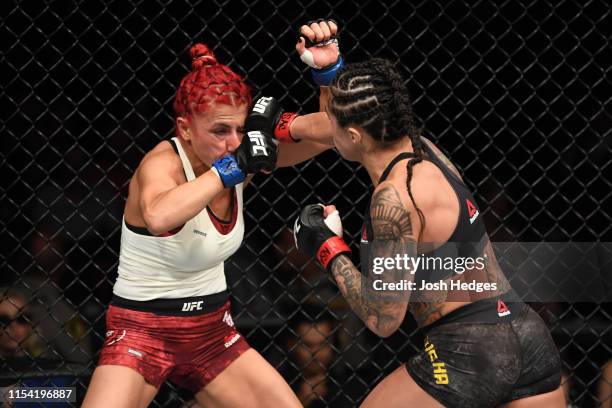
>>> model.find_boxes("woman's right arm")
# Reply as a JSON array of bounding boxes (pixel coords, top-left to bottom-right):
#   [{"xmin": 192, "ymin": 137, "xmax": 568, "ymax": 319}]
[
  {"xmin": 137, "ymin": 148, "xmax": 224, "ymax": 235},
  {"xmin": 328, "ymin": 182, "xmax": 416, "ymax": 337}
]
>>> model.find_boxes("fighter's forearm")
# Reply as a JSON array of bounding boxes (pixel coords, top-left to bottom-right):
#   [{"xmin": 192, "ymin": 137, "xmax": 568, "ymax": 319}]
[
  {"xmin": 330, "ymin": 254, "xmax": 407, "ymax": 337},
  {"xmin": 289, "ymin": 112, "xmax": 335, "ymax": 146}
]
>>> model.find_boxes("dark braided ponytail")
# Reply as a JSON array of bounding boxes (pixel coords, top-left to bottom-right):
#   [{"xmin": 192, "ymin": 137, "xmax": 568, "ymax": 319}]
[{"xmin": 330, "ymin": 58, "xmax": 426, "ymax": 241}]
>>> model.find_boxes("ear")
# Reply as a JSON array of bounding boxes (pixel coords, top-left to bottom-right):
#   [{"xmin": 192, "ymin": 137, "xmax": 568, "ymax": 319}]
[
  {"xmin": 176, "ymin": 116, "xmax": 191, "ymax": 141},
  {"xmin": 347, "ymin": 126, "xmax": 362, "ymax": 145}
]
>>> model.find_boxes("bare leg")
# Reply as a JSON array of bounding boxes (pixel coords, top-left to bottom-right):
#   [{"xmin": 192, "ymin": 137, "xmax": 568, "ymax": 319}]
[
  {"xmin": 500, "ymin": 387, "xmax": 566, "ymax": 408},
  {"xmin": 82, "ymin": 365, "xmax": 158, "ymax": 408},
  {"xmin": 194, "ymin": 349, "xmax": 301, "ymax": 408},
  {"xmin": 360, "ymin": 364, "xmax": 443, "ymax": 408}
]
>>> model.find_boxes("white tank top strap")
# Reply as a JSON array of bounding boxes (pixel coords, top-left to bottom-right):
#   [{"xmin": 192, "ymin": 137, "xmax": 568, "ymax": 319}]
[{"xmin": 172, "ymin": 137, "xmax": 196, "ymax": 182}]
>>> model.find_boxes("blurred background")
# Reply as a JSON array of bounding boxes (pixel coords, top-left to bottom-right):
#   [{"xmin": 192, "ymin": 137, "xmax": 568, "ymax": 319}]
[{"xmin": 1, "ymin": 0, "xmax": 611, "ymax": 406}]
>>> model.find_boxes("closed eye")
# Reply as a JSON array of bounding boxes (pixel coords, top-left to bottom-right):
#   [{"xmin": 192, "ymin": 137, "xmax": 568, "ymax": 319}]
[
  {"xmin": 210, "ymin": 125, "xmax": 230, "ymax": 137},
  {"xmin": 211, "ymin": 125, "xmax": 244, "ymax": 138}
]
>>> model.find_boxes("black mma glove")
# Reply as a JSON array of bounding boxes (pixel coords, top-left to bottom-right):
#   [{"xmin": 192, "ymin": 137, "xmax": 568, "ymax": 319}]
[
  {"xmin": 238, "ymin": 127, "xmax": 277, "ymax": 173},
  {"xmin": 246, "ymin": 96, "xmax": 300, "ymax": 144},
  {"xmin": 293, "ymin": 204, "xmax": 351, "ymax": 271},
  {"xmin": 212, "ymin": 124, "xmax": 278, "ymax": 188}
]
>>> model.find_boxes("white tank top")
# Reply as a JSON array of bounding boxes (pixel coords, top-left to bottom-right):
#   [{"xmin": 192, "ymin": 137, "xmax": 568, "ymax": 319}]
[{"xmin": 113, "ymin": 138, "xmax": 245, "ymax": 300}]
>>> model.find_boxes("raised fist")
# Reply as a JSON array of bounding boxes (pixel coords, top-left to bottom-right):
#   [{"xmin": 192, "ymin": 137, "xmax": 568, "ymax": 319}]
[{"xmin": 296, "ymin": 19, "xmax": 340, "ymax": 69}]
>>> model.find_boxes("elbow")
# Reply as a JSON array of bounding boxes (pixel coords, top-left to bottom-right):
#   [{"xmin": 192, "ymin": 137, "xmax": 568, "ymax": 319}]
[
  {"xmin": 142, "ymin": 211, "xmax": 168, "ymax": 236},
  {"xmin": 368, "ymin": 319, "xmax": 402, "ymax": 338},
  {"xmin": 366, "ymin": 304, "xmax": 407, "ymax": 338},
  {"xmin": 376, "ymin": 324, "xmax": 402, "ymax": 338}
]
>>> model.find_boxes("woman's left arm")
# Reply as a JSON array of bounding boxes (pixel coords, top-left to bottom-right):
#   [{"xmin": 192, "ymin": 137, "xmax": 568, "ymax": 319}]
[
  {"xmin": 276, "ymin": 110, "xmax": 335, "ymax": 167},
  {"xmin": 276, "ymin": 86, "xmax": 336, "ymax": 167}
]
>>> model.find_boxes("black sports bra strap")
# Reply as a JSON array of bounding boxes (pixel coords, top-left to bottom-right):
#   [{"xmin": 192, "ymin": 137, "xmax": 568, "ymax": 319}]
[
  {"xmin": 168, "ymin": 138, "xmax": 189, "ymax": 181},
  {"xmin": 420, "ymin": 140, "xmax": 465, "ymax": 185},
  {"xmin": 379, "ymin": 152, "xmax": 416, "ymax": 184},
  {"xmin": 168, "ymin": 138, "xmax": 179, "ymax": 155}
]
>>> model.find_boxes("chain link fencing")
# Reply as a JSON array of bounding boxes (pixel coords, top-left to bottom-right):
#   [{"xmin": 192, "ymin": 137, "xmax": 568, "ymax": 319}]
[{"xmin": 1, "ymin": 0, "xmax": 611, "ymax": 406}]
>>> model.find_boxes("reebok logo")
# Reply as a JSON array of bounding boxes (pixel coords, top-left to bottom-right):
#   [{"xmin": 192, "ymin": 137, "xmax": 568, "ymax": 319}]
[
  {"xmin": 182, "ymin": 301, "xmax": 204, "ymax": 312},
  {"xmin": 193, "ymin": 229, "xmax": 207, "ymax": 238},
  {"xmin": 222, "ymin": 310, "xmax": 235, "ymax": 327},
  {"xmin": 466, "ymin": 199, "xmax": 479, "ymax": 224},
  {"xmin": 248, "ymin": 130, "xmax": 268, "ymax": 155},
  {"xmin": 224, "ymin": 333, "xmax": 241, "ymax": 348},
  {"xmin": 361, "ymin": 226, "xmax": 368, "ymax": 244},
  {"xmin": 497, "ymin": 300, "xmax": 511, "ymax": 317},
  {"xmin": 252, "ymin": 96, "xmax": 273, "ymax": 113}
]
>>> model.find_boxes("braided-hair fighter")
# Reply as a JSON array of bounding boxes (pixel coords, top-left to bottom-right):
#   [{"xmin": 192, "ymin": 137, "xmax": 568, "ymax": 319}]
[{"xmin": 293, "ymin": 21, "xmax": 564, "ymax": 408}]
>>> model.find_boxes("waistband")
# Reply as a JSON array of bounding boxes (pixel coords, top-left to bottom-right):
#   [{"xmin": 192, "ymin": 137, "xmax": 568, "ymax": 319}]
[
  {"xmin": 110, "ymin": 290, "xmax": 229, "ymax": 316},
  {"xmin": 423, "ymin": 291, "xmax": 525, "ymax": 333}
]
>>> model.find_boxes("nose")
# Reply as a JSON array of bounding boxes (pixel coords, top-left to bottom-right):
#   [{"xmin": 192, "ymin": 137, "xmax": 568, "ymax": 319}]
[{"xmin": 227, "ymin": 130, "xmax": 243, "ymax": 153}]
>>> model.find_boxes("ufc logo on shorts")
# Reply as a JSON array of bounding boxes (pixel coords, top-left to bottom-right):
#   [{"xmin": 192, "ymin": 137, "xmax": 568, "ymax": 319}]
[
  {"xmin": 182, "ymin": 301, "xmax": 203, "ymax": 312},
  {"xmin": 248, "ymin": 131, "xmax": 268, "ymax": 155},
  {"xmin": 252, "ymin": 96, "xmax": 272, "ymax": 113}
]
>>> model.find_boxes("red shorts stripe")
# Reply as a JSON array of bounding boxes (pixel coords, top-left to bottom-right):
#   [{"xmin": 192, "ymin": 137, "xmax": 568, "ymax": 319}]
[{"xmin": 98, "ymin": 301, "xmax": 249, "ymax": 392}]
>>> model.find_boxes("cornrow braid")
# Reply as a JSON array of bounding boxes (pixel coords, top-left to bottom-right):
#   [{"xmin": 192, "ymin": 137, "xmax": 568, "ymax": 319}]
[
  {"xmin": 330, "ymin": 58, "xmax": 426, "ymax": 241},
  {"xmin": 395, "ymin": 69, "xmax": 426, "ymax": 242}
]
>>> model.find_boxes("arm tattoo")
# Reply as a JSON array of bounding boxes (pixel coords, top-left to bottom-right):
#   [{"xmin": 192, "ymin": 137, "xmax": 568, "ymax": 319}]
[
  {"xmin": 370, "ymin": 186, "xmax": 413, "ymax": 239},
  {"xmin": 411, "ymin": 302, "xmax": 444, "ymax": 327},
  {"xmin": 482, "ymin": 241, "xmax": 512, "ymax": 293},
  {"xmin": 423, "ymin": 137, "xmax": 463, "ymax": 179},
  {"xmin": 330, "ymin": 184, "xmax": 416, "ymax": 335},
  {"xmin": 437, "ymin": 152, "xmax": 462, "ymax": 178}
]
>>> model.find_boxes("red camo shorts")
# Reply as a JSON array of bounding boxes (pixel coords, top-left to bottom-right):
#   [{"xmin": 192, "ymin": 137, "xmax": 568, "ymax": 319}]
[{"xmin": 98, "ymin": 301, "xmax": 250, "ymax": 392}]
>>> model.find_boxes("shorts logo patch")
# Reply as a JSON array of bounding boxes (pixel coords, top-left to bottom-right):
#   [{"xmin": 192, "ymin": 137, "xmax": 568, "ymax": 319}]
[
  {"xmin": 222, "ymin": 310, "xmax": 234, "ymax": 327},
  {"xmin": 182, "ymin": 301, "xmax": 204, "ymax": 312},
  {"xmin": 497, "ymin": 299, "xmax": 511, "ymax": 317},
  {"xmin": 105, "ymin": 329, "xmax": 126, "ymax": 346},
  {"xmin": 128, "ymin": 348, "xmax": 143, "ymax": 359},
  {"xmin": 424, "ymin": 337, "xmax": 449, "ymax": 385},
  {"xmin": 224, "ymin": 332, "xmax": 241, "ymax": 348}
]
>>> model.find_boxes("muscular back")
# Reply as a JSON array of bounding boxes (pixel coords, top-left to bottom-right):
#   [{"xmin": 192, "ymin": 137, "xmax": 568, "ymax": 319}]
[{"xmin": 379, "ymin": 140, "xmax": 511, "ymax": 327}]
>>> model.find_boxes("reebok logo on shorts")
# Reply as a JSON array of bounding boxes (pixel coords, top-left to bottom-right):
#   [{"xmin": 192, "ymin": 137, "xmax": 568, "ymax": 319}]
[
  {"xmin": 222, "ymin": 310, "xmax": 234, "ymax": 327},
  {"xmin": 224, "ymin": 332, "xmax": 241, "ymax": 348}
]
